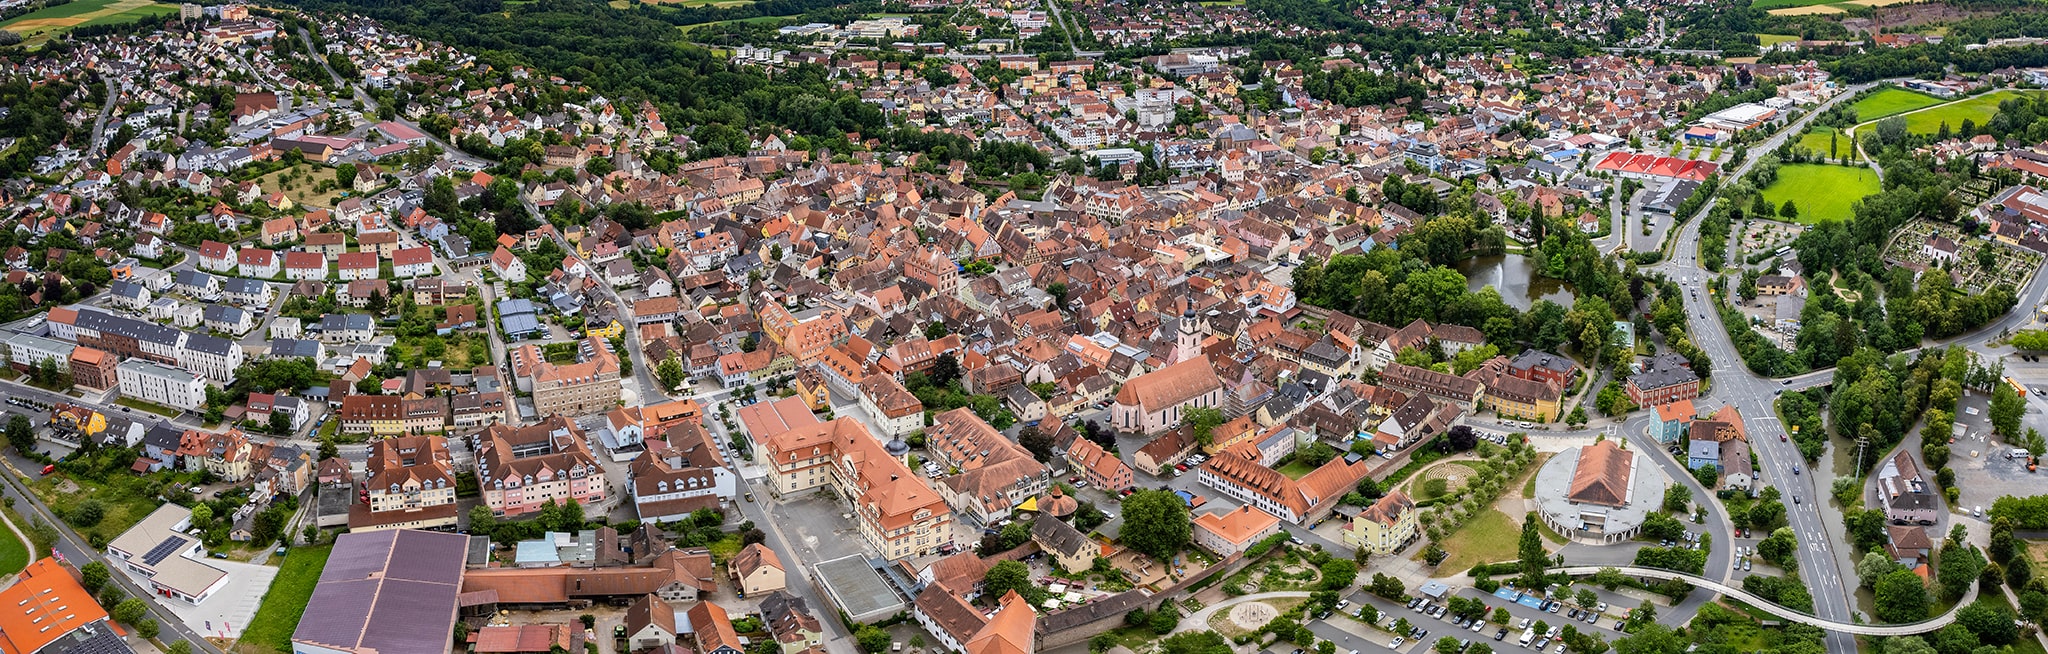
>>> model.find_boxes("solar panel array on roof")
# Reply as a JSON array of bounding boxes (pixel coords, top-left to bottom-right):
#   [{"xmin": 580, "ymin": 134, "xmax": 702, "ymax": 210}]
[{"xmin": 141, "ymin": 535, "xmax": 186, "ymax": 566}]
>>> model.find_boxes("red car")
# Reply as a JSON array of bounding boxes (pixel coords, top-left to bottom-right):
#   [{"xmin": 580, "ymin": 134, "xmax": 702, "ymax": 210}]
[
  {"xmin": 1175, "ymin": 463, "xmax": 1188, "ymax": 472},
  {"xmin": 39, "ymin": 465, "xmax": 54, "ymax": 476}
]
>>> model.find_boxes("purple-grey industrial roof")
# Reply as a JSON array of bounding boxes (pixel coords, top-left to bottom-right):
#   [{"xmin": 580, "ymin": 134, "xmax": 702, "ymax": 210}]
[{"xmin": 294, "ymin": 529, "xmax": 469, "ymax": 654}]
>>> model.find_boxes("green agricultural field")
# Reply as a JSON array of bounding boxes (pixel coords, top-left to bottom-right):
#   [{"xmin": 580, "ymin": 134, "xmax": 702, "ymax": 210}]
[
  {"xmin": 1760, "ymin": 164, "xmax": 1881, "ymax": 223},
  {"xmin": 1750, "ymin": 0, "xmax": 1840, "ymax": 10},
  {"xmin": 1756, "ymin": 33, "xmax": 1800, "ymax": 46},
  {"xmin": 0, "ymin": 0, "xmax": 175, "ymax": 44},
  {"xmin": 1900, "ymin": 90, "xmax": 2044, "ymax": 135},
  {"xmin": 1851, "ymin": 87, "xmax": 1946, "ymax": 121},
  {"xmin": 1795, "ymin": 126, "xmax": 1859, "ymax": 161}
]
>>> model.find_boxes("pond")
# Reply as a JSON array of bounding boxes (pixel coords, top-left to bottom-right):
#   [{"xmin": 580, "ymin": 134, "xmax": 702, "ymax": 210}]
[{"xmin": 1453, "ymin": 254, "xmax": 1577, "ymax": 310}]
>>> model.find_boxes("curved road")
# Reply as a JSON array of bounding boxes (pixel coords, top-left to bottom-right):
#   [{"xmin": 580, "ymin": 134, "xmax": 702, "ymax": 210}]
[{"xmin": 1550, "ymin": 566, "xmax": 1976, "ymax": 636}]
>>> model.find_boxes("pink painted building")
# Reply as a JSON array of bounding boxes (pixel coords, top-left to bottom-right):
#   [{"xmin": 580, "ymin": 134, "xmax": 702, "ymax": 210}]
[
  {"xmin": 477, "ymin": 415, "xmax": 608, "ymax": 516},
  {"xmin": 1111, "ymin": 357, "xmax": 1225, "ymax": 434}
]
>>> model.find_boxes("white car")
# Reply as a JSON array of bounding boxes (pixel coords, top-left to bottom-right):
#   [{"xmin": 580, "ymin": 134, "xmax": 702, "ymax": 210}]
[{"xmin": 1391, "ymin": 638, "xmax": 1406, "ymax": 649}]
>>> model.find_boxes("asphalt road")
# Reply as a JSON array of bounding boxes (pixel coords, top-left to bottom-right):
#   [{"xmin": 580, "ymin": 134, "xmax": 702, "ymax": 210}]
[
  {"xmin": 1657, "ymin": 78, "xmax": 1884, "ymax": 654},
  {"xmin": 0, "ymin": 452, "xmax": 225, "ymax": 654}
]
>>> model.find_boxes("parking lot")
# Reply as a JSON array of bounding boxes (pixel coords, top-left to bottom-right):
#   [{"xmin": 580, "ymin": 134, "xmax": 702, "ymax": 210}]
[
  {"xmin": 1318, "ymin": 581, "xmax": 1651, "ymax": 654},
  {"xmin": 1944, "ymin": 382, "xmax": 2048, "ymax": 512}
]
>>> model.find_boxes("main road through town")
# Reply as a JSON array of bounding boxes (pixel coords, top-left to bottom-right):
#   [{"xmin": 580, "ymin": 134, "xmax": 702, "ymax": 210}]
[{"xmin": 1657, "ymin": 78, "xmax": 1882, "ymax": 654}]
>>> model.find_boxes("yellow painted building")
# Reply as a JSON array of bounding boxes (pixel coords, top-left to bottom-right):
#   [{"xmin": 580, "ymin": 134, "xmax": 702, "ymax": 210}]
[
  {"xmin": 1344, "ymin": 491, "xmax": 1419, "ymax": 555},
  {"xmin": 585, "ymin": 319, "xmax": 624, "ymax": 340}
]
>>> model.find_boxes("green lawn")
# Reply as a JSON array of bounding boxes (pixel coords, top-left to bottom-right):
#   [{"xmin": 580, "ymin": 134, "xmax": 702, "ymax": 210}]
[
  {"xmin": 0, "ymin": 522, "xmax": 26, "ymax": 577},
  {"xmin": 1756, "ymin": 33, "xmax": 1800, "ymax": 46},
  {"xmin": 1850, "ymin": 87, "xmax": 1947, "ymax": 120},
  {"xmin": 1275, "ymin": 460, "xmax": 1317, "ymax": 479},
  {"xmin": 1432, "ymin": 509, "xmax": 1520, "ymax": 572},
  {"xmin": 1760, "ymin": 164, "xmax": 1881, "ymax": 223},
  {"xmin": 1899, "ymin": 90, "xmax": 2044, "ymax": 135},
  {"xmin": 238, "ymin": 544, "xmax": 333, "ymax": 654},
  {"xmin": 115, "ymin": 396, "xmax": 181, "ymax": 417},
  {"xmin": 1795, "ymin": 126, "xmax": 1858, "ymax": 162}
]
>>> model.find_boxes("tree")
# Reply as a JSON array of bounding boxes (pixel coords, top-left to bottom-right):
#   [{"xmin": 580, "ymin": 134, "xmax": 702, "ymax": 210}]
[
  {"xmin": 135, "ymin": 619, "xmax": 158, "ymax": 640},
  {"xmin": 1858, "ymin": 551, "xmax": 1903, "ymax": 589},
  {"xmin": 1370, "ymin": 573, "xmax": 1405, "ymax": 598},
  {"xmin": 1747, "ymin": 500, "xmax": 1785, "ymax": 531},
  {"xmin": 1446, "ymin": 425, "xmax": 1478, "ymax": 451},
  {"xmin": 1575, "ymin": 588, "xmax": 1599, "ymax": 608},
  {"xmin": 190, "ymin": 504, "xmax": 214, "ymax": 526},
  {"xmin": 1875, "ymin": 569, "xmax": 1932, "ymax": 622},
  {"xmin": 1158, "ymin": 631, "xmax": 1231, "ymax": 654},
  {"xmin": 1121, "ymin": 490, "xmax": 1192, "ymax": 559},
  {"xmin": 931, "ymin": 353, "xmax": 960, "ymax": 385},
  {"xmin": 2006, "ymin": 552, "xmax": 2032, "ymax": 589},
  {"xmin": 1935, "ymin": 543, "xmax": 1985, "ymax": 600},
  {"xmin": 167, "ymin": 642, "xmax": 193, "ymax": 654},
  {"xmin": 655, "ymin": 357, "xmax": 687, "ymax": 390},
  {"xmin": 1990, "ymin": 383, "xmax": 2025, "ymax": 438},
  {"xmin": 1319, "ymin": 559, "xmax": 1359, "ymax": 590},
  {"xmin": 319, "ymin": 437, "xmax": 338, "ymax": 461},
  {"xmin": 1184, "ymin": 407, "xmax": 1225, "ymax": 445},
  {"xmin": 855, "ymin": 625, "xmax": 892, "ymax": 653},
  {"xmin": 468, "ymin": 505, "xmax": 497, "ymax": 536},
  {"xmin": 334, "ymin": 163, "xmax": 357, "ymax": 189},
  {"xmin": 1956, "ymin": 598, "xmax": 2019, "ymax": 645},
  {"xmin": 983, "ymin": 560, "xmax": 1036, "ymax": 603},
  {"xmin": 5, "ymin": 414, "xmax": 32, "ymax": 453},
  {"xmin": 1611, "ymin": 624, "xmax": 1686, "ymax": 654},
  {"xmin": 71, "ymin": 499, "xmax": 105, "ymax": 528},
  {"xmin": 111, "ymin": 598, "xmax": 147, "ymax": 625},
  {"xmin": 1019, "ymin": 426, "xmax": 1054, "ymax": 463},
  {"xmin": 1757, "ymin": 528, "xmax": 1797, "ymax": 567},
  {"xmin": 1661, "ymin": 485, "xmax": 1691, "ymax": 513},
  {"xmin": 1779, "ymin": 200, "xmax": 1799, "ymax": 220},
  {"xmin": 1518, "ymin": 512, "xmax": 1547, "ymax": 585},
  {"xmin": 79, "ymin": 562, "xmax": 109, "ymax": 595}
]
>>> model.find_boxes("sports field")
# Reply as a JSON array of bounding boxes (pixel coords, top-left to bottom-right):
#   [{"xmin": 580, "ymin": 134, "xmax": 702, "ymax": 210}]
[
  {"xmin": 1760, "ymin": 164, "xmax": 1881, "ymax": 223},
  {"xmin": 0, "ymin": 0, "xmax": 176, "ymax": 44},
  {"xmin": 1796, "ymin": 126, "xmax": 1859, "ymax": 161},
  {"xmin": 1850, "ymin": 87, "xmax": 1946, "ymax": 120},
  {"xmin": 1899, "ymin": 90, "xmax": 2043, "ymax": 134},
  {"xmin": 1757, "ymin": 33, "xmax": 1799, "ymax": 46}
]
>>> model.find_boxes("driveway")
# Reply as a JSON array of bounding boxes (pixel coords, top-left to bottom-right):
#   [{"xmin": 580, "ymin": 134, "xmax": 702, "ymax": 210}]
[{"xmin": 128, "ymin": 558, "xmax": 280, "ymax": 639}]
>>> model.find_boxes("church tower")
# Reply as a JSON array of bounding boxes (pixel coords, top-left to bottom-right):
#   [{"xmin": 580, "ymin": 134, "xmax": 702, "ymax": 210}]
[{"xmin": 1176, "ymin": 308, "xmax": 1207, "ymax": 363}]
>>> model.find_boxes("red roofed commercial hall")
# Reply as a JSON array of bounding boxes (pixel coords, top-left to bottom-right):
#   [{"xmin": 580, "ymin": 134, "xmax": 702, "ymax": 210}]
[{"xmin": 1591, "ymin": 152, "xmax": 1719, "ymax": 182}]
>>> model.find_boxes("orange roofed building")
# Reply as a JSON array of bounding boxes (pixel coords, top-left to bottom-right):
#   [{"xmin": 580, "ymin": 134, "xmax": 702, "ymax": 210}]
[
  {"xmin": 759, "ymin": 417, "xmax": 952, "ymax": 560},
  {"xmin": 1192, "ymin": 505, "xmax": 1283, "ymax": 556},
  {"xmin": 0, "ymin": 559, "xmax": 117, "ymax": 654},
  {"xmin": 1110, "ymin": 357, "xmax": 1225, "ymax": 434},
  {"xmin": 1196, "ymin": 450, "xmax": 1372, "ymax": 525}
]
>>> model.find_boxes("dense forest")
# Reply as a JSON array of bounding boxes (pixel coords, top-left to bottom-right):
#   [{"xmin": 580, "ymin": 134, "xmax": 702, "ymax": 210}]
[{"xmin": 279, "ymin": 0, "xmax": 885, "ymax": 152}]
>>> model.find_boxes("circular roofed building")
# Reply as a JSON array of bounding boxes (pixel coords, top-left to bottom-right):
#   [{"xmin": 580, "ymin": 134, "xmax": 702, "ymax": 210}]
[{"xmin": 1534, "ymin": 439, "xmax": 1668, "ymax": 544}]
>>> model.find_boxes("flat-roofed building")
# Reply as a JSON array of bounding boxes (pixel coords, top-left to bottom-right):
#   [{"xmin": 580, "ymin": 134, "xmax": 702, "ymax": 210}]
[
  {"xmin": 118, "ymin": 359, "xmax": 206, "ymax": 410},
  {"xmin": 105, "ymin": 504, "xmax": 229, "ymax": 604}
]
